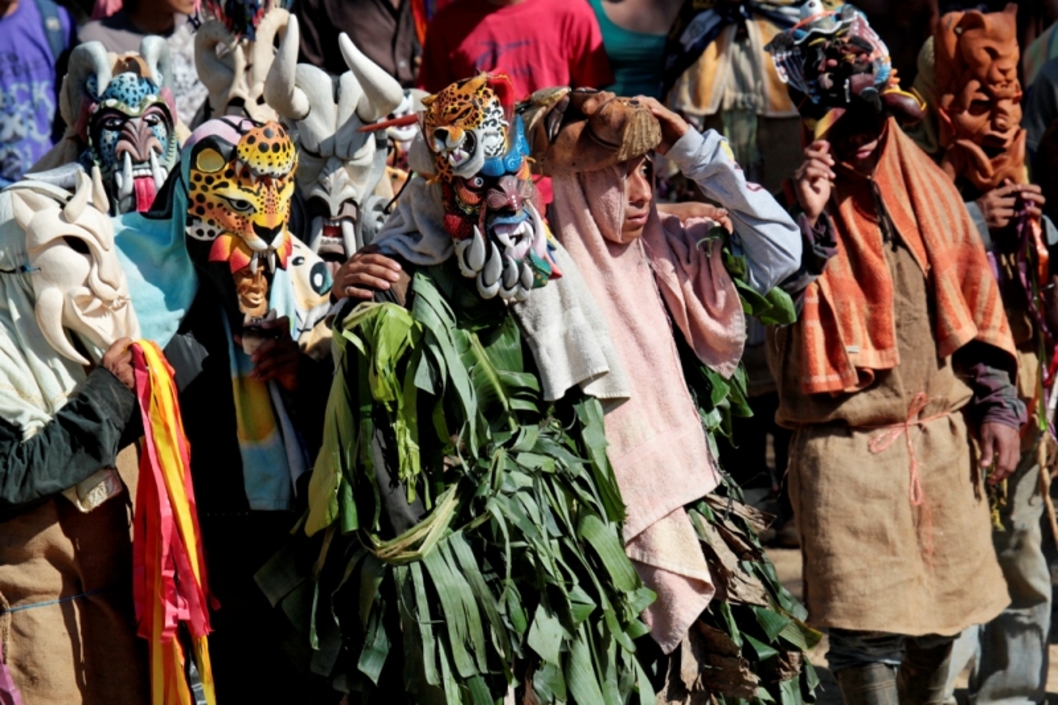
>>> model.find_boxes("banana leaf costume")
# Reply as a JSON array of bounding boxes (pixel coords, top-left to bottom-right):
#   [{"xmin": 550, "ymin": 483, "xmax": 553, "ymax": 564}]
[{"xmin": 259, "ymin": 74, "xmax": 658, "ymax": 703}]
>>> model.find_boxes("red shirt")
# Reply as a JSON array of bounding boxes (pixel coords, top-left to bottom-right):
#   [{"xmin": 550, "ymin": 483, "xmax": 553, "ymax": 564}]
[{"xmin": 417, "ymin": 0, "xmax": 613, "ymax": 99}]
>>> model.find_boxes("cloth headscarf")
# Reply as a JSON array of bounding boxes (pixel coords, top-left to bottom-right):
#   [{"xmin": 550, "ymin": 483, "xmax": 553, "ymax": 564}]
[{"xmin": 551, "ymin": 160, "xmax": 745, "ymax": 654}]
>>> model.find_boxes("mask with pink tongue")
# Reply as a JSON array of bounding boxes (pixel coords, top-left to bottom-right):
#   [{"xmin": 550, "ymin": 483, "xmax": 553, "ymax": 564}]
[{"xmin": 67, "ymin": 39, "xmax": 180, "ymax": 215}]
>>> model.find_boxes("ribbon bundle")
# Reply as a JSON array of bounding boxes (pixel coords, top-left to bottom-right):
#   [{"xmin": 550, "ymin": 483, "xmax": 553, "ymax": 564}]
[{"xmin": 130, "ymin": 341, "xmax": 215, "ymax": 705}]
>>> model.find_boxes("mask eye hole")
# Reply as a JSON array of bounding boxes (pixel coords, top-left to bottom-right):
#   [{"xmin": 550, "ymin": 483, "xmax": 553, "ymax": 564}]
[
  {"xmin": 223, "ymin": 197, "xmax": 255, "ymax": 213},
  {"xmin": 63, "ymin": 236, "xmax": 90, "ymax": 255}
]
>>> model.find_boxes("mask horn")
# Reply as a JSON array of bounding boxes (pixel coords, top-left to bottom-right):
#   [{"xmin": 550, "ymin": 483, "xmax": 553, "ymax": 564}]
[
  {"xmin": 61, "ymin": 42, "xmax": 112, "ymax": 130},
  {"xmin": 63, "ymin": 170, "xmax": 92, "ymax": 223},
  {"xmin": 90, "ymin": 165, "xmax": 110, "ymax": 216},
  {"xmin": 251, "ymin": 7, "xmax": 289, "ymax": 76},
  {"xmin": 339, "ymin": 33, "xmax": 403, "ymax": 123},
  {"xmin": 194, "ymin": 19, "xmax": 238, "ymax": 96},
  {"xmin": 264, "ymin": 12, "xmax": 310, "ymax": 121},
  {"xmin": 139, "ymin": 35, "xmax": 173, "ymax": 91}
]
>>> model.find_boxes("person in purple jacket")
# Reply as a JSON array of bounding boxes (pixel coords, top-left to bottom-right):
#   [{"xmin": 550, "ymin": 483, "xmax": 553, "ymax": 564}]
[{"xmin": 0, "ymin": 0, "xmax": 76, "ymax": 185}]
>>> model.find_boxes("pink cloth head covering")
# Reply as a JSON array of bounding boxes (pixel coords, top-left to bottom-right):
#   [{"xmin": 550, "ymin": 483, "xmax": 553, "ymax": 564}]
[{"xmin": 552, "ymin": 164, "xmax": 745, "ymax": 653}]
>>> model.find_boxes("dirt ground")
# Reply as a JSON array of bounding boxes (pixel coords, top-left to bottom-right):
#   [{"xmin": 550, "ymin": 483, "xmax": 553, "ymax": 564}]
[{"xmin": 766, "ymin": 547, "xmax": 1058, "ymax": 704}]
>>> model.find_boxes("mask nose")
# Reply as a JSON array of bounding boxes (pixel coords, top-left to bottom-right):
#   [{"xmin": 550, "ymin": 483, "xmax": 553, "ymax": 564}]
[{"xmin": 253, "ymin": 221, "xmax": 283, "ymax": 244}]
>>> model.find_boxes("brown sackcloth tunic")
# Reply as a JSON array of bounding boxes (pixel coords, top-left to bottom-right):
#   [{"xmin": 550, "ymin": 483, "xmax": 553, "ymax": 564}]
[
  {"xmin": 769, "ymin": 239, "xmax": 1010, "ymax": 636},
  {"xmin": 0, "ymin": 447, "xmax": 147, "ymax": 705}
]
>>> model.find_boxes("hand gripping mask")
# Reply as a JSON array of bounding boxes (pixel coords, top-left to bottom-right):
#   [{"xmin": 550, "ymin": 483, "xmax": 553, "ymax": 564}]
[{"xmin": 421, "ymin": 74, "xmax": 561, "ymax": 301}]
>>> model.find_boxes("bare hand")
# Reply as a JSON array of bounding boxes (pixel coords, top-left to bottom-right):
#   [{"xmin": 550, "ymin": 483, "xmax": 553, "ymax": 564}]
[
  {"xmin": 979, "ymin": 421, "xmax": 1021, "ymax": 484},
  {"xmin": 794, "ymin": 140, "xmax": 835, "ymax": 227},
  {"xmin": 656, "ymin": 201, "xmax": 733, "ymax": 232},
  {"xmin": 634, "ymin": 95, "xmax": 690, "ymax": 155},
  {"xmin": 975, "ymin": 180, "xmax": 1045, "ymax": 231},
  {"xmin": 101, "ymin": 337, "xmax": 135, "ymax": 391},
  {"xmin": 332, "ymin": 245, "xmax": 402, "ymax": 301},
  {"xmin": 234, "ymin": 317, "xmax": 300, "ymax": 392}
]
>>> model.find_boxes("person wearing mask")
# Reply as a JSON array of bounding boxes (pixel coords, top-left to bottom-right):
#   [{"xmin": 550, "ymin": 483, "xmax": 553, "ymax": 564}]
[
  {"xmin": 912, "ymin": 7, "xmax": 1056, "ymax": 702},
  {"xmin": 766, "ymin": 7, "xmax": 1021, "ymax": 702},
  {"xmin": 0, "ymin": 0, "xmax": 75, "ymax": 185}
]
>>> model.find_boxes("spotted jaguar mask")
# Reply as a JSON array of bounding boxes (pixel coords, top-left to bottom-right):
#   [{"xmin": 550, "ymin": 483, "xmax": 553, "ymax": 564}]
[
  {"xmin": 63, "ymin": 39, "xmax": 179, "ymax": 215},
  {"xmin": 184, "ymin": 117, "xmax": 299, "ymax": 317},
  {"xmin": 422, "ymin": 74, "xmax": 559, "ymax": 301}
]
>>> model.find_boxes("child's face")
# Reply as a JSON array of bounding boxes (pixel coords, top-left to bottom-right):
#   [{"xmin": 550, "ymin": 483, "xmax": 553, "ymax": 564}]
[{"xmin": 622, "ymin": 156, "xmax": 653, "ymax": 241}]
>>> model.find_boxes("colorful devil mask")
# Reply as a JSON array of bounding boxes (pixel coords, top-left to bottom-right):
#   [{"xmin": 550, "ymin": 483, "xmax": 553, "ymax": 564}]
[
  {"xmin": 766, "ymin": 3, "xmax": 924, "ymax": 136},
  {"xmin": 422, "ymin": 74, "xmax": 559, "ymax": 301},
  {"xmin": 264, "ymin": 18, "xmax": 404, "ymax": 270},
  {"xmin": 934, "ymin": 4, "xmax": 1026, "ymax": 192},
  {"xmin": 9, "ymin": 169, "xmax": 140, "ymax": 366},
  {"xmin": 62, "ymin": 39, "xmax": 179, "ymax": 215},
  {"xmin": 184, "ymin": 117, "xmax": 299, "ymax": 317}
]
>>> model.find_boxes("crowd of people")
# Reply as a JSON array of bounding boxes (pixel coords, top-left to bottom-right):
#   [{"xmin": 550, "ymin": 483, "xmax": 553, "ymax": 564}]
[{"xmin": 1, "ymin": 0, "xmax": 1058, "ymax": 704}]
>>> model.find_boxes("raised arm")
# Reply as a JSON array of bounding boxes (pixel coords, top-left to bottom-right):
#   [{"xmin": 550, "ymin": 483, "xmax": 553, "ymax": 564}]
[{"xmin": 640, "ymin": 97, "xmax": 802, "ymax": 294}]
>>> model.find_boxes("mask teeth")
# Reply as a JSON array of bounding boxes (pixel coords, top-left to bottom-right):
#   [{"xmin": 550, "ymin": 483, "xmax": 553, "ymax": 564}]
[
  {"xmin": 250, "ymin": 252, "xmax": 260, "ymax": 276},
  {"xmin": 268, "ymin": 249, "xmax": 276, "ymax": 273},
  {"xmin": 340, "ymin": 218, "xmax": 357, "ymax": 258},
  {"xmin": 149, "ymin": 151, "xmax": 167, "ymax": 191}
]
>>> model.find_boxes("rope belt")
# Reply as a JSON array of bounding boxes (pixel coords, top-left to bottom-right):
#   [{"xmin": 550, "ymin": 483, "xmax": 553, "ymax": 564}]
[{"xmin": 866, "ymin": 392, "xmax": 948, "ymax": 563}]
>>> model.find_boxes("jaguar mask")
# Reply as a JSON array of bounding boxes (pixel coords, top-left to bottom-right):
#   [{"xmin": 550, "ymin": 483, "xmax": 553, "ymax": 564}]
[
  {"xmin": 184, "ymin": 117, "xmax": 299, "ymax": 318},
  {"xmin": 265, "ymin": 17, "xmax": 404, "ymax": 271},
  {"xmin": 422, "ymin": 73, "xmax": 559, "ymax": 302},
  {"xmin": 934, "ymin": 4, "xmax": 1025, "ymax": 192},
  {"xmin": 62, "ymin": 39, "xmax": 179, "ymax": 215}
]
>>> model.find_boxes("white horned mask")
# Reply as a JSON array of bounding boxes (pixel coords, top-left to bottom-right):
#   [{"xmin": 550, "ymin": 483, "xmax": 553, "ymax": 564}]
[
  {"xmin": 195, "ymin": 6, "xmax": 289, "ymax": 124},
  {"xmin": 264, "ymin": 16, "xmax": 404, "ymax": 268},
  {"xmin": 11, "ymin": 168, "xmax": 140, "ymax": 365}
]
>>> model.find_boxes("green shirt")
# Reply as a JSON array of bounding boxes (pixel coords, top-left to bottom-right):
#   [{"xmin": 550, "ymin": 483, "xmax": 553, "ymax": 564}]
[{"xmin": 588, "ymin": 0, "xmax": 667, "ymax": 98}]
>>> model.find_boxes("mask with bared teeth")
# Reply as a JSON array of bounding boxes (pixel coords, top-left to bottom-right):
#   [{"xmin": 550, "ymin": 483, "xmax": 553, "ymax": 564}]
[{"xmin": 421, "ymin": 73, "xmax": 561, "ymax": 301}]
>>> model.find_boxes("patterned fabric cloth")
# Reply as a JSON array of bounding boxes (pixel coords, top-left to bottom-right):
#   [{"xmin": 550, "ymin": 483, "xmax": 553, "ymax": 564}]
[
  {"xmin": 662, "ymin": 0, "xmax": 804, "ymax": 98},
  {"xmin": 798, "ymin": 120, "xmax": 1016, "ymax": 394}
]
